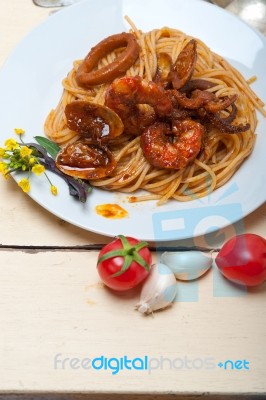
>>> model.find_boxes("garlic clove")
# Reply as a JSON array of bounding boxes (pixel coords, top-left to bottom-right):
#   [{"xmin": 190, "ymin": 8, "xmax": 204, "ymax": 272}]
[
  {"xmin": 135, "ymin": 263, "xmax": 177, "ymax": 314},
  {"xmin": 161, "ymin": 251, "xmax": 213, "ymax": 281}
]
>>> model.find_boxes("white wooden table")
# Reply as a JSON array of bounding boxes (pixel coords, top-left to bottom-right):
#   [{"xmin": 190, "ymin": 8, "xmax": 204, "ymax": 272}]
[{"xmin": 0, "ymin": 1, "xmax": 266, "ymax": 399}]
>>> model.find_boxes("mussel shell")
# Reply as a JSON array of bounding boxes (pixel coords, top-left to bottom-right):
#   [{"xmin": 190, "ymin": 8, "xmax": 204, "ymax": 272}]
[
  {"xmin": 65, "ymin": 100, "xmax": 124, "ymax": 140},
  {"xmin": 55, "ymin": 140, "xmax": 116, "ymax": 180}
]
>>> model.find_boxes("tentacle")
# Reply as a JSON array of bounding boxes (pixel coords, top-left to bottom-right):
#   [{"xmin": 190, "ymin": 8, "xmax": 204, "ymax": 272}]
[{"xmin": 206, "ymin": 111, "xmax": 250, "ymax": 133}]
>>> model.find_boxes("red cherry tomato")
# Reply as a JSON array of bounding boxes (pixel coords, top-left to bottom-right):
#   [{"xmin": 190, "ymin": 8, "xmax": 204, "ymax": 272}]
[
  {"xmin": 97, "ymin": 235, "xmax": 152, "ymax": 291},
  {"xmin": 216, "ymin": 234, "xmax": 266, "ymax": 286}
]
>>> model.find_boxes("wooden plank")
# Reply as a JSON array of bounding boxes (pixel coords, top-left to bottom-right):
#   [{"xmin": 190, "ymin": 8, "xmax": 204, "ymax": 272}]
[
  {"xmin": 0, "ymin": 178, "xmax": 109, "ymax": 246},
  {"xmin": 0, "ymin": 250, "xmax": 266, "ymax": 395}
]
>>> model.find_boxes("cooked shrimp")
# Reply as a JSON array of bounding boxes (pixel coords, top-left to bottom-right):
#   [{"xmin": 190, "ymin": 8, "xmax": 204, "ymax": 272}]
[
  {"xmin": 140, "ymin": 119, "xmax": 204, "ymax": 170},
  {"xmin": 105, "ymin": 76, "xmax": 172, "ymax": 135}
]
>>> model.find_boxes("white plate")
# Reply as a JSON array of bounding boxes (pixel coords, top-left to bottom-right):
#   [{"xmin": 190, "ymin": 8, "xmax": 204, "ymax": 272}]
[{"xmin": 0, "ymin": 0, "xmax": 265, "ymax": 241}]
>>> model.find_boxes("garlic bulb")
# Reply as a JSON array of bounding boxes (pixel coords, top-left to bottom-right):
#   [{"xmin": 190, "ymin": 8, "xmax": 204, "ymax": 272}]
[
  {"xmin": 135, "ymin": 263, "xmax": 177, "ymax": 314},
  {"xmin": 161, "ymin": 251, "xmax": 213, "ymax": 281}
]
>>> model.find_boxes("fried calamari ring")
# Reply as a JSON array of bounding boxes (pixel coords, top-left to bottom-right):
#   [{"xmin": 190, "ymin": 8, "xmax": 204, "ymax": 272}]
[{"xmin": 76, "ymin": 33, "xmax": 140, "ymax": 88}]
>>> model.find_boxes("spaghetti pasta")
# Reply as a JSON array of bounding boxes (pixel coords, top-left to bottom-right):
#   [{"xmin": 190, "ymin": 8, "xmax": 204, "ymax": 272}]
[{"xmin": 45, "ymin": 19, "xmax": 265, "ymax": 204}]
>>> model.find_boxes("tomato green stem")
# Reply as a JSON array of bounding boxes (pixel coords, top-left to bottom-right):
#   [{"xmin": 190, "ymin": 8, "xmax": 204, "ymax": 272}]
[{"xmin": 97, "ymin": 235, "xmax": 150, "ymax": 278}]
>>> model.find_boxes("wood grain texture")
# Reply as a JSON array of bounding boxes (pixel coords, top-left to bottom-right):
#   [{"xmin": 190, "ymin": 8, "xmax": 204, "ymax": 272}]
[{"xmin": 1, "ymin": 251, "xmax": 266, "ymax": 395}]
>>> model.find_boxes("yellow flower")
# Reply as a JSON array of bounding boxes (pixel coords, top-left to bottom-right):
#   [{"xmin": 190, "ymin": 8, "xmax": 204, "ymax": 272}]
[
  {"xmin": 0, "ymin": 163, "xmax": 7, "ymax": 172},
  {"xmin": 32, "ymin": 164, "xmax": 45, "ymax": 176},
  {"xmin": 18, "ymin": 178, "xmax": 30, "ymax": 193},
  {"xmin": 4, "ymin": 138, "xmax": 19, "ymax": 151},
  {"xmin": 14, "ymin": 128, "xmax": 25, "ymax": 135},
  {"xmin": 0, "ymin": 148, "xmax": 6, "ymax": 157},
  {"xmin": 50, "ymin": 185, "xmax": 58, "ymax": 196},
  {"xmin": 0, "ymin": 162, "xmax": 9, "ymax": 179},
  {"xmin": 20, "ymin": 146, "xmax": 32, "ymax": 158},
  {"xmin": 29, "ymin": 157, "xmax": 36, "ymax": 166}
]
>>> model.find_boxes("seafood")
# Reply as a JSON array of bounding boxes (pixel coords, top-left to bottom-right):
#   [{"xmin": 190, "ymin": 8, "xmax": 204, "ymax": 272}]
[
  {"xmin": 172, "ymin": 89, "xmax": 216, "ymax": 110},
  {"xmin": 76, "ymin": 33, "xmax": 140, "ymax": 88},
  {"xmin": 65, "ymin": 101, "xmax": 124, "ymax": 141},
  {"xmin": 44, "ymin": 23, "xmax": 261, "ymax": 205},
  {"xmin": 65, "ymin": 31, "xmax": 250, "ymax": 179},
  {"xmin": 140, "ymin": 120, "xmax": 204, "ymax": 170},
  {"xmin": 170, "ymin": 39, "xmax": 197, "ymax": 90},
  {"xmin": 173, "ymin": 90, "xmax": 238, "ymax": 113},
  {"xmin": 204, "ymin": 94, "xmax": 238, "ymax": 113},
  {"xmin": 105, "ymin": 75, "xmax": 172, "ymax": 135},
  {"xmin": 56, "ymin": 141, "xmax": 116, "ymax": 179},
  {"xmin": 206, "ymin": 111, "xmax": 250, "ymax": 133},
  {"xmin": 180, "ymin": 78, "xmax": 217, "ymax": 93},
  {"xmin": 154, "ymin": 52, "xmax": 172, "ymax": 88}
]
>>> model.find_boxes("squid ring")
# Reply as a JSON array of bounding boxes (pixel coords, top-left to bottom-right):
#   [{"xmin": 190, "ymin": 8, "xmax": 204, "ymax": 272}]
[{"xmin": 76, "ymin": 33, "xmax": 140, "ymax": 88}]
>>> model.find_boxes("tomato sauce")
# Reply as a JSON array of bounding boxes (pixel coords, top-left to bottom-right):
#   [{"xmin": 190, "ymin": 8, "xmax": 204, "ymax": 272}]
[{"xmin": 95, "ymin": 203, "xmax": 128, "ymax": 219}]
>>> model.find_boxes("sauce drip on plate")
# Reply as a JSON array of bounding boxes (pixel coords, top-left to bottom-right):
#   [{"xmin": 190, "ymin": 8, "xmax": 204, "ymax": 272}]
[{"xmin": 95, "ymin": 204, "xmax": 128, "ymax": 219}]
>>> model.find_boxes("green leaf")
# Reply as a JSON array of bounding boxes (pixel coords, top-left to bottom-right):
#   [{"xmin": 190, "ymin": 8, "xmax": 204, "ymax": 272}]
[{"xmin": 34, "ymin": 136, "xmax": 61, "ymax": 159}]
